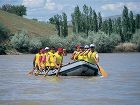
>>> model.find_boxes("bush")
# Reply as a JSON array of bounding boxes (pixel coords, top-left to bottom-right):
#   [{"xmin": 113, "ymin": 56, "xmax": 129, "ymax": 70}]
[
  {"xmin": 132, "ymin": 30, "xmax": 140, "ymax": 51},
  {"xmin": 29, "ymin": 37, "xmax": 42, "ymax": 53},
  {"xmin": 87, "ymin": 32, "xmax": 121, "ymax": 52},
  {"xmin": 0, "ymin": 45, "xmax": 6, "ymax": 55},
  {"xmin": 0, "ymin": 23, "xmax": 10, "ymax": 42},
  {"xmin": 114, "ymin": 43, "xmax": 137, "ymax": 52},
  {"xmin": 10, "ymin": 30, "xmax": 29, "ymax": 52}
]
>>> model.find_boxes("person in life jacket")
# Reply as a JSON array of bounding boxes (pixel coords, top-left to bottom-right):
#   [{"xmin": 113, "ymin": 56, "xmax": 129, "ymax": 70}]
[
  {"xmin": 63, "ymin": 49, "xmax": 67, "ymax": 56},
  {"xmin": 47, "ymin": 46, "xmax": 56, "ymax": 68},
  {"xmin": 71, "ymin": 45, "xmax": 80, "ymax": 61},
  {"xmin": 45, "ymin": 47, "xmax": 63, "ymax": 76},
  {"xmin": 82, "ymin": 45, "xmax": 90, "ymax": 62},
  {"xmin": 44, "ymin": 47, "xmax": 50, "ymax": 70},
  {"xmin": 87, "ymin": 44, "xmax": 99, "ymax": 64},
  {"xmin": 54, "ymin": 48, "xmax": 64, "ymax": 76},
  {"xmin": 39, "ymin": 48, "xmax": 46, "ymax": 71},
  {"xmin": 75, "ymin": 46, "xmax": 85, "ymax": 61},
  {"xmin": 28, "ymin": 48, "xmax": 42, "ymax": 75}
]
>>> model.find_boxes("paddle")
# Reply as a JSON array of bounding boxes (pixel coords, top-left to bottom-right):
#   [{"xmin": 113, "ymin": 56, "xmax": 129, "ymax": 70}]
[
  {"xmin": 55, "ymin": 65, "xmax": 61, "ymax": 77},
  {"xmin": 44, "ymin": 67, "xmax": 51, "ymax": 77},
  {"xmin": 94, "ymin": 57, "xmax": 107, "ymax": 77}
]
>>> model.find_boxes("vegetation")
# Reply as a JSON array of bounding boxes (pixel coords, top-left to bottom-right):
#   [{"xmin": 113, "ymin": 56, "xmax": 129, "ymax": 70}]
[
  {"xmin": 114, "ymin": 43, "xmax": 137, "ymax": 52},
  {"xmin": 0, "ymin": 4, "xmax": 140, "ymax": 54},
  {"xmin": 0, "ymin": 10, "xmax": 58, "ymax": 37},
  {"xmin": 49, "ymin": 12, "xmax": 68, "ymax": 37},
  {"xmin": 0, "ymin": 4, "xmax": 26, "ymax": 17},
  {"xmin": 0, "ymin": 23, "xmax": 10, "ymax": 54}
]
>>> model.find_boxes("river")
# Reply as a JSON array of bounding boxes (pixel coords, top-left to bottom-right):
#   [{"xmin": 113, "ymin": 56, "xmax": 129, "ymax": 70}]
[{"xmin": 0, "ymin": 53, "xmax": 140, "ymax": 105}]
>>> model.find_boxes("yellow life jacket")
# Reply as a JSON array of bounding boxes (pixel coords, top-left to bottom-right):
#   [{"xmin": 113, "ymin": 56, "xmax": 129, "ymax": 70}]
[
  {"xmin": 48, "ymin": 51, "xmax": 55, "ymax": 67},
  {"xmin": 87, "ymin": 51, "xmax": 97, "ymax": 64},
  {"xmin": 35, "ymin": 53, "xmax": 41, "ymax": 64},
  {"xmin": 83, "ymin": 55, "xmax": 88, "ymax": 62},
  {"xmin": 54, "ymin": 52, "xmax": 63, "ymax": 64},
  {"xmin": 78, "ymin": 52, "xmax": 84, "ymax": 61},
  {"xmin": 45, "ymin": 52, "xmax": 50, "ymax": 66},
  {"xmin": 73, "ymin": 51, "xmax": 79, "ymax": 61}
]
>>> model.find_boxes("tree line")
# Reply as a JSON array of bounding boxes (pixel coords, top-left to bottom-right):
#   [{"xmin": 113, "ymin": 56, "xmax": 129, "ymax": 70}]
[
  {"xmin": 0, "ymin": 4, "xmax": 26, "ymax": 17},
  {"xmin": 50, "ymin": 5, "xmax": 140, "ymax": 43}
]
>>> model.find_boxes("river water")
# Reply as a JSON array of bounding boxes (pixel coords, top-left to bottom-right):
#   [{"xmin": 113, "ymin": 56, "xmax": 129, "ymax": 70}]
[{"xmin": 0, "ymin": 53, "xmax": 140, "ymax": 105}]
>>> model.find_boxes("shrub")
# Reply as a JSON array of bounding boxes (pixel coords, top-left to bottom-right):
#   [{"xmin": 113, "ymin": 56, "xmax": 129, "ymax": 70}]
[
  {"xmin": 114, "ymin": 43, "xmax": 137, "ymax": 52},
  {"xmin": 10, "ymin": 30, "xmax": 29, "ymax": 52},
  {"xmin": 0, "ymin": 23, "xmax": 10, "ymax": 42},
  {"xmin": 0, "ymin": 45, "xmax": 6, "ymax": 55},
  {"xmin": 29, "ymin": 37, "xmax": 42, "ymax": 53},
  {"xmin": 87, "ymin": 32, "xmax": 121, "ymax": 52}
]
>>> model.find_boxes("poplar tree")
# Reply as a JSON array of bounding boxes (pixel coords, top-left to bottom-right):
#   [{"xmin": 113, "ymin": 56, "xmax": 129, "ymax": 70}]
[
  {"xmin": 102, "ymin": 20, "xmax": 108, "ymax": 34},
  {"xmin": 93, "ymin": 10, "xmax": 98, "ymax": 32},
  {"xmin": 98, "ymin": 12, "xmax": 102, "ymax": 30},
  {"xmin": 129, "ymin": 11, "xmax": 135, "ymax": 34},
  {"xmin": 62, "ymin": 12, "xmax": 68, "ymax": 37},
  {"xmin": 83, "ymin": 4, "xmax": 89, "ymax": 36},
  {"xmin": 108, "ymin": 18, "xmax": 113, "ymax": 35},
  {"xmin": 135, "ymin": 14, "xmax": 140, "ymax": 29},
  {"xmin": 122, "ymin": 6, "xmax": 129, "ymax": 42}
]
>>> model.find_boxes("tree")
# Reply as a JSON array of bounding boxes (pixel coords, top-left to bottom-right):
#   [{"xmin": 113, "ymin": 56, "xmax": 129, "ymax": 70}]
[
  {"xmin": 98, "ymin": 12, "xmax": 102, "ymax": 30},
  {"xmin": 1, "ymin": 4, "xmax": 26, "ymax": 17},
  {"xmin": 129, "ymin": 11, "xmax": 135, "ymax": 34},
  {"xmin": 71, "ymin": 6, "xmax": 81, "ymax": 33},
  {"xmin": 122, "ymin": 6, "xmax": 129, "ymax": 42},
  {"xmin": 89, "ymin": 7, "xmax": 93, "ymax": 31},
  {"xmin": 93, "ymin": 10, "xmax": 98, "ymax": 32},
  {"xmin": 135, "ymin": 14, "xmax": 140, "ymax": 29},
  {"xmin": 83, "ymin": 4, "xmax": 89, "ymax": 36},
  {"xmin": 62, "ymin": 12, "xmax": 68, "ymax": 37},
  {"xmin": 49, "ymin": 13, "xmax": 68, "ymax": 37},
  {"xmin": 102, "ymin": 20, "xmax": 108, "ymax": 34},
  {"xmin": 54, "ymin": 14, "xmax": 61, "ymax": 36},
  {"xmin": 108, "ymin": 18, "xmax": 113, "ymax": 35}
]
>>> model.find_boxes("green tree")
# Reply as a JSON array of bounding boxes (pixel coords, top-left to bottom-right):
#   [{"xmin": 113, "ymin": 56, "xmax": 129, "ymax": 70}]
[
  {"xmin": 98, "ymin": 12, "xmax": 102, "ymax": 30},
  {"xmin": 93, "ymin": 10, "xmax": 98, "ymax": 32},
  {"xmin": 71, "ymin": 6, "xmax": 81, "ymax": 33},
  {"xmin": 135, "ymin": 14, "xmax": 140, "ymax": 29},
  {"xmin": 102, "ymin": 20, "xmax": 108, "ymax": 34},
  {"xmin": 108, "ymin": 18, "xmax": 113, "ymax": 35},
  {"xmin": 89, "ymin": 7, "xmax": 93, "ymax": 31},
  {"xmin": 1, "ymin": 4, "xmax": 26, "ymax": 17},
  {"xmin": 129, "ymin": 11, "xmax": 135, "ymax": 33},
  {"xmin": 122, "ymin": 6, "xmax": 129, "ymax": 42},
  {"xmin": 83, "ymin": 4, "xmax": 89, "ymax": 36},
  {"xmin": 54, "ymin": 14, "xmax": 61, "ymax": 36},
  {"xmin": 62, "ymin": 12, "xmax": 68, "ymax": 37}
]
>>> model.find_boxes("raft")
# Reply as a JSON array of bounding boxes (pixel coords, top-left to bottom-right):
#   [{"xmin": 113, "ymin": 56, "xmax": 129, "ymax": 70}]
[{"xmin": 48, "ymin": 60, "xmax": 99, "ymax": 76}]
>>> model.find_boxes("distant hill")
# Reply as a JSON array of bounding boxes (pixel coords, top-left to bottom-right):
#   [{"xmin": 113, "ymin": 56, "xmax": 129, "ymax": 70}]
[
  {"xmin": 0, "ymin": 10, "xmax": 72, "ymax": 37},
  {"xmin": 103, "ymin": 14, "xmax": 139, "ymax": 20}
]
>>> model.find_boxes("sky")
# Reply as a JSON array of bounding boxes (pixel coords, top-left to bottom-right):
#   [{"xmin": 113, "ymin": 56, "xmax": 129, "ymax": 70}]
[{"xmin": 0, "ymin": 0, "xmax": 140, "ymax": 21}]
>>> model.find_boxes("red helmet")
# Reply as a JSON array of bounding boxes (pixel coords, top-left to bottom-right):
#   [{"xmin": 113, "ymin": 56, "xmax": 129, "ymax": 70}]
[{"xmin": 58, "ymin": 48, "xmax": 63, "ymax": 53}]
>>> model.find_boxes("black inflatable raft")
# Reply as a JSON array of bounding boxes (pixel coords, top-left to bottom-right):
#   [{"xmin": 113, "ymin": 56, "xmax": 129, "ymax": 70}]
[{"xmin": 48, "ymin": 60, "xmax": 98, "ymax": 76}]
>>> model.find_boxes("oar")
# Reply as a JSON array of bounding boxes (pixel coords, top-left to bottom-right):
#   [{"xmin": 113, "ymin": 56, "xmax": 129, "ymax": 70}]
[
  {"xmin": 44, "ymin": 67, "xmax": 51, "ymax": 77},
  {"xmin": 55, "ymin": 65, "xmax": 61, "ymax": 77},
  {"xmin": 94, "ymin": 57, "xmax": 107, "ymax": 77}
]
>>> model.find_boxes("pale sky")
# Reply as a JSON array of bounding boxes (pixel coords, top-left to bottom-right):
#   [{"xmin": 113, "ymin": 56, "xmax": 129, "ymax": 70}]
[{"xmin": 0, "ymin": 0, "xmax": 140, "ymax": 21}]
